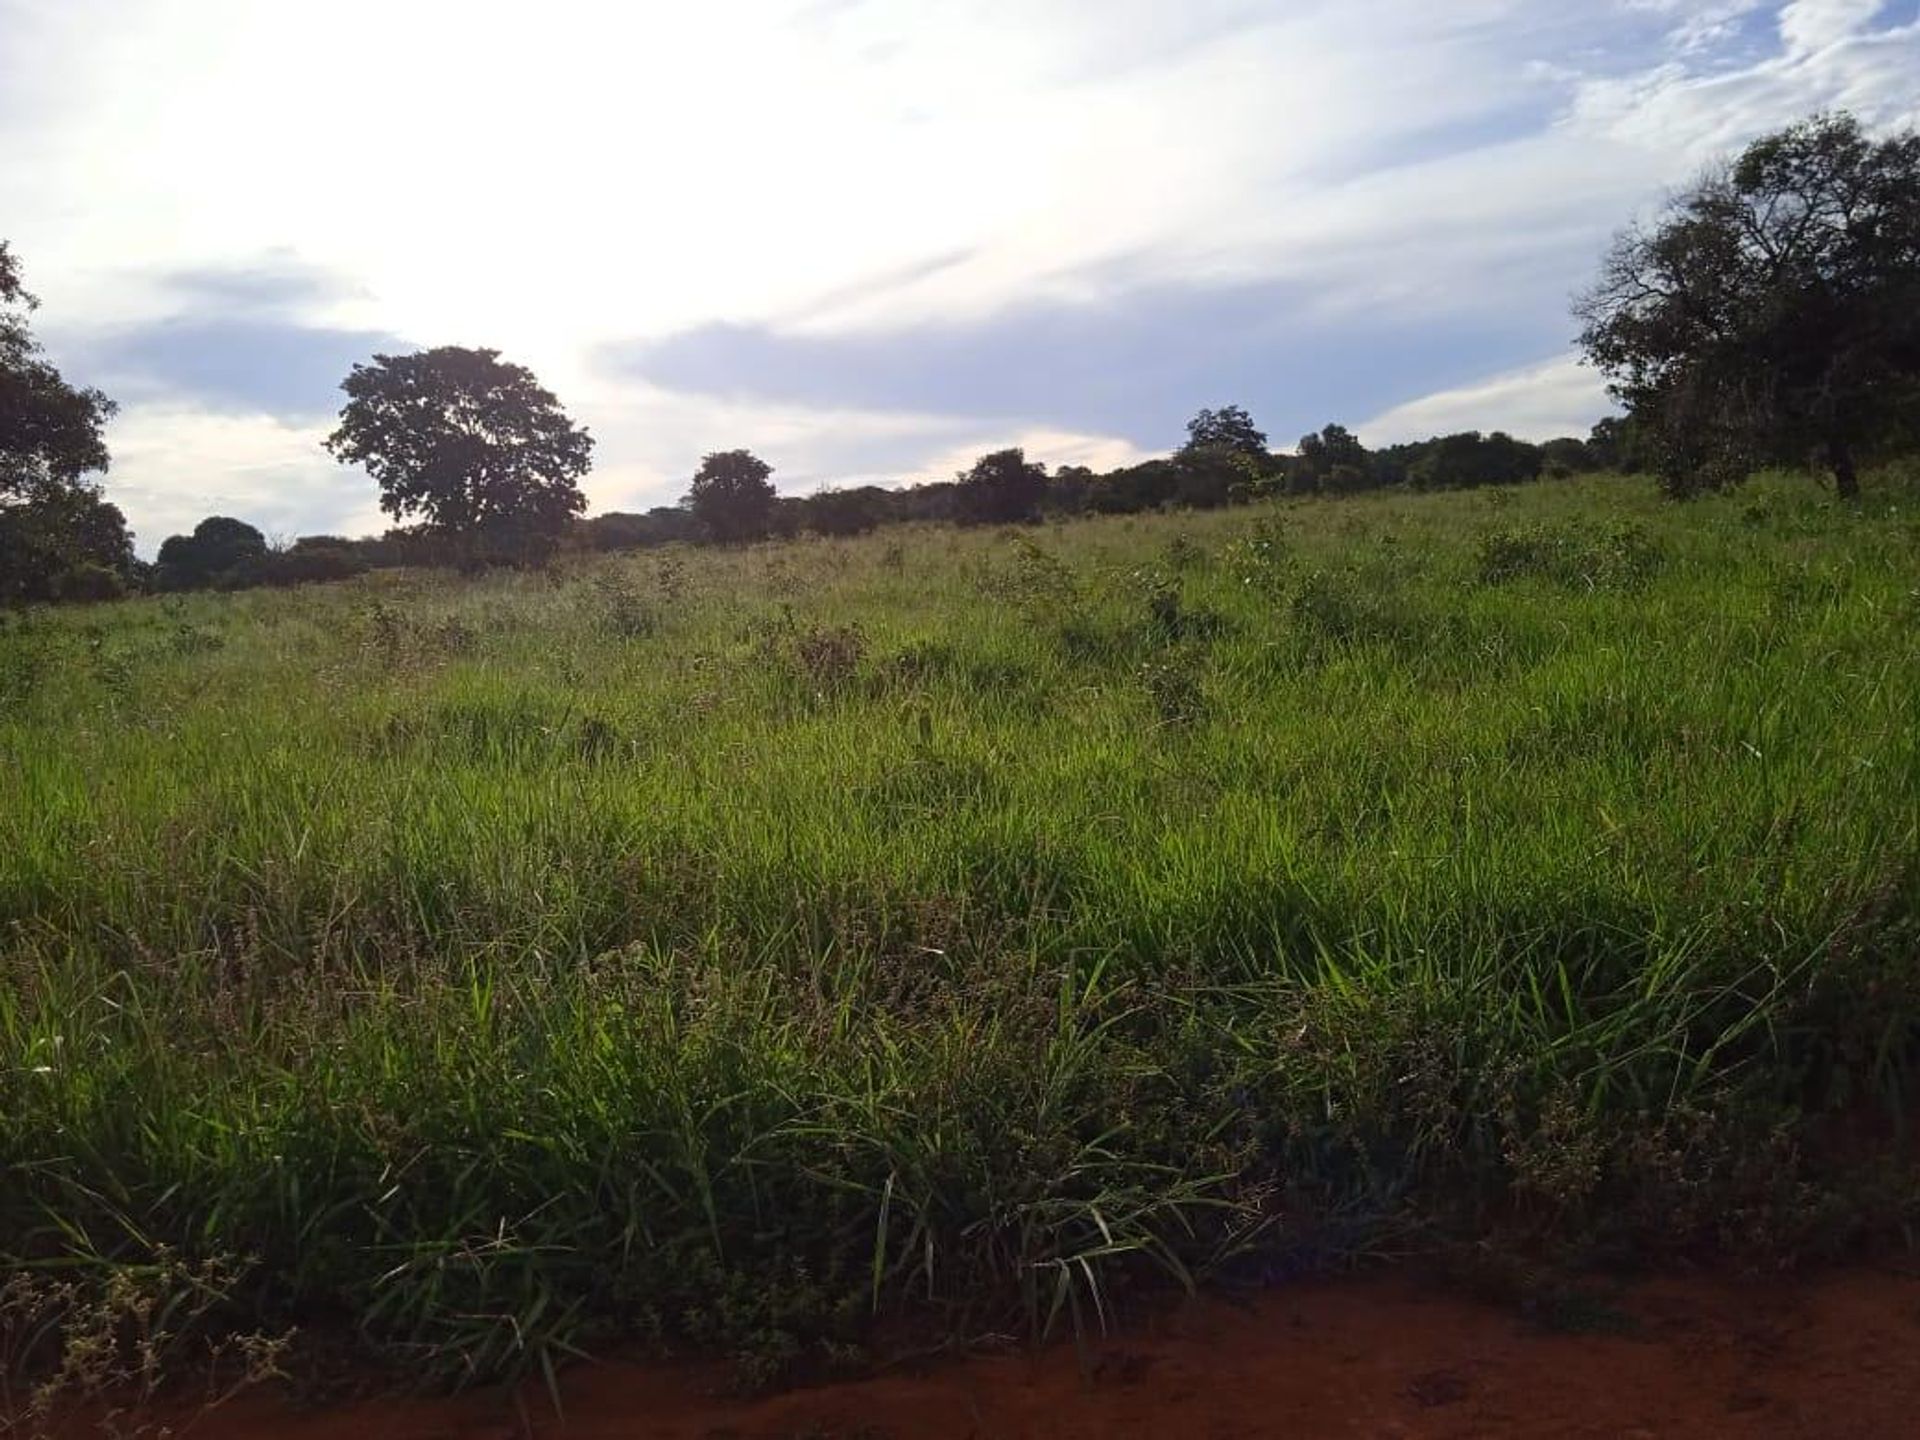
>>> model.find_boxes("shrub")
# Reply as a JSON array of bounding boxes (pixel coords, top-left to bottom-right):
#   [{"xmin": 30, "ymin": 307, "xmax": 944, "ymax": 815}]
[
  {"xmin": 1476, "ymin": 521, "xmax": 1664, "ymax": 590},
  {"xmin": 49, "ymin": 563, "xmax": 125, "ymax": 604}
]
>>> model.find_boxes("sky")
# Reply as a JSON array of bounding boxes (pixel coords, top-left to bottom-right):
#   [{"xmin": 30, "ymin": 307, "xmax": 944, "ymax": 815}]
[{"xmin": 3, "ymin": 0, "xmax": 1917, "ymax": 551}]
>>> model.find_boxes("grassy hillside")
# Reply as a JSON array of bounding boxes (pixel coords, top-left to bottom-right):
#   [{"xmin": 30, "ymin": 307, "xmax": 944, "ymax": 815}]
[{"xmin": 2, "ymin": 472, "xmax": 1917, "ymax": 1387}]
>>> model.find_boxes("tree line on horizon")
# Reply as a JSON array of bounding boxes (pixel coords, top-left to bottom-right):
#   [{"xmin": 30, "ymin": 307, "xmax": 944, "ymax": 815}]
[
  {"xmin": 25, "ymin": 404, "xmax": 1641, "ymax": 598},
  {"xmin": 4, "ymin": 111, "xmax": 1916, "ymax": 605}
]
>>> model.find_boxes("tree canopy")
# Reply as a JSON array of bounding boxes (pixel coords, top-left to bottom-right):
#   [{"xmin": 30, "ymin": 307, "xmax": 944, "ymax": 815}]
[
  {"xmin": 155, "ymin": 516, "xmax": 269, "ymax": 590},
  {"xmin": 683, "ymin": 449, "xmax": 778, "ymax": 542},
  {"xmin": 325, "ymin": 346, "xmax": 592, "ymax": 561},
  {"xmin": 1576, "ymin": 111, "xmax": 1920, "ymax": 498},
  {"xmin": 954, "ymin": 447, "xmax": 1048, "ymax": 524},
  {"xmin": 1183, "ymin": 404, "xmax": 1268, "ymax": 457},
  {"xmin": 1295, "ymin": 424, "xmax": 1369, "ymax": 493},
  {"xmin": 1, "ymin": 241, "xmax": 130, "ymax": 602},
  {"xmin": 0, "ymin": 480, "xmax": 134, "ymax": 604},
  {"xmin": 1, "ymin": 242, "xmax": 116, "ymax": 505}
]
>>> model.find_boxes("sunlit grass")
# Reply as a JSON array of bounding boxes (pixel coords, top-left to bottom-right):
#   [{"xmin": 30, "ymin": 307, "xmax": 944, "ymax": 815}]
[{"xmin": 2, "ymin": 470, "xmax": 1917, "ymax": 1386}]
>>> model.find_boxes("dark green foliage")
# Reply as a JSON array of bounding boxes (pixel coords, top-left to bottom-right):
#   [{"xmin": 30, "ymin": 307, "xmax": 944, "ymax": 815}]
[
  {"xmin": 955, "ymin": 447, "xmax": 1048, "ymax": 524},
  {"xmin": 800, "ymin": 485, "xmax": 891, "ymax": 537},
  {"xmin": 1585, "ymin": 416, "xmax": 1649, "ymax": 474},
  {"xmin": 1088, "ymin": 458, "xmax": 1182, "ymax": 514},
  {"xmin": 1410, "ymin": 431, "xmax": 1544, "ymax": 489},
  {"xmin": 0, "ymin": 481, "xmax": 136, "ymax": 605},
  {"xmin": 684, "ymin": 449, "xmax": 779, "ymax": 543},
  {"xmin": 1170, "ymin": 445, "xmax": 1267, "ymax": 508},
  {"xmin": 1577, "ymin": 111, "xmax": 1920, "ymax": 499},
  {"xmin": 1184, "ymin": 404, "xmax": 1268, "ymax": 456},
  {"xmin": 155, "ymin": 515, "xmax": 268, "ymax": 590},
  {"xmin": 325, "ymin": 346, "xmax": 593, "ymax": 562},
  {"xmin": 48, "ymin": 562, "xmax": 126, "ymax": 603},
  {"xmin": 1295, "ymin": 423, "xmax": 1370, "ymax": 493},
  {"xmin": 1476, "ymin": 520, "xmax": 1664, "ymax": 589},
  {"xmin": 583, "ymin": 506, "xmax": 704, "ymax": 551},
  {"xmin": 0, "ymin": 241, "xmax": 127, "ymax": 605},
  {"xmin": 0, "ymin": 241, "xmax": 114, "ymax": 505},
  {"xmin": 261, "ymin": 536, "xmax": 369, "ymax": 586}
]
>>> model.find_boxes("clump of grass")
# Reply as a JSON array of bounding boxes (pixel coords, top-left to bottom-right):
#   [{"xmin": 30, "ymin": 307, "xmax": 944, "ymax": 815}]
[
  {"xmin": 1221, "ymin": 517, "xmax": 1289, "ymax": 595},
  {"xmin": 978, "ymin": 536, "xmax": 1079, "ymax": 623},
  {"xmin": 1475, "ymin": 519, "xmax": 1664, "ymax": 589},
  {"xmin": 587, "ymin": 572, "xmax": 660, "ymax": 639},
  {"xmin": 1138, "ymin": 650, "xmax": 1209, "ymax": 728}
]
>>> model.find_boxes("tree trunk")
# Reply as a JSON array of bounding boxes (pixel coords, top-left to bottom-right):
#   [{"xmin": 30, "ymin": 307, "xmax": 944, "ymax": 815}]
[{"xmin": 1828, "ymin": 437, "xmax": 1861, "ymax": 502}]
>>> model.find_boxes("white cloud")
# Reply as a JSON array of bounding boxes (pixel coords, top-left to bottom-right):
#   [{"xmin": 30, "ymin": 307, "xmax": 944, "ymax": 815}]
[
  {"xmin": 4, "ymin": 0, "xmax": 1918, "ymax": 543},
  {"xmin": 1358, "ymin": 354, "xmax": 1612, "ymax": 446},
  {"xmin": 1780, "ymin": 0, "xmax": 1887, "ymax": 56},
  {"xmin": 1623, "ymin": 0, "xmax": 1769, "ymax": 54},
  {"xmin": 1564, "ymin": 3, "xmax": 1920, "ymax": 156},
  {"xmin": 102, "ymin": 404, "xmax": 378, "ymax": 550}
]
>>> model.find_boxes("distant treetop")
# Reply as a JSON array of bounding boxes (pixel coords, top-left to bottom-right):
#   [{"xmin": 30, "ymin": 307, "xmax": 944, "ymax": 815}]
[
  {"xmin": 1183, "ymin": 405, "xmax": 1269, "ymax": 457},
  {"xmin": 682, "ymin": 448, "xmax": 779, "ymax": 543}
]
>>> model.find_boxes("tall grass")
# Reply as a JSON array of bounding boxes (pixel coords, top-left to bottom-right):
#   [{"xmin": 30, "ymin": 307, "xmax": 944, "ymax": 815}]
[{"xmin": 2, "ymin": 471, "xmax": 1917, "ymax": 1387}]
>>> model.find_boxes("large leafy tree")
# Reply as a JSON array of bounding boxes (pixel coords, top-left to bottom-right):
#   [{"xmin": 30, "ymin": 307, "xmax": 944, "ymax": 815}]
[
  {"xmin": 1, "ymin": 241, "xmax": 129, "ymax": 601},
  {"xmin": 325, "ymin": 346, "xmax": 592, "ymax": 561},
  {"xmin": 1576, "ymin": 112, "xmax": 1920, "ymax": 499},
  {"xmin": 2, "ymin": 242, "xmax": 114, "ymax": 503},
  {"xmin": 954, "ymin": 446, "xmax": 1048, "ymax": 524},
  {"xmin": 682, "ymin": 449, "xmax": 777, "ymax": 542},
  {"xmin": 1183, "ymin": 404, "xmax": 1268, "ymax": 457},
  {"xmin": 155, "ymin": 515, "xmax": 269, "ymax": 590}
]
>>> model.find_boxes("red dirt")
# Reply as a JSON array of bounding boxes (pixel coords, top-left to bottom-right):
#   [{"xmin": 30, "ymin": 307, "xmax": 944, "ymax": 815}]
[{"xmin": 56, "ymin": 1265, "xmax": 1920, "ymax": 1437}]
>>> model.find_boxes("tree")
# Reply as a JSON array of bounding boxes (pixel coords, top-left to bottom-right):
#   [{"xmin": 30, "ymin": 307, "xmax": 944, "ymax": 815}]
[
  {"xmin": 1183, "ymin": 404, "xmax": 1268, "ymax": 457},
  {"xmin": 683, "ymin": 449, "xmax": 777, "ymax": 542},
  {"xmin": 0, "ymin": 481, "xmax": 135, "ymax": 604},
  {"xmin": 1089, "ymin": 459, "xmax": 1179, "ymax": 514},
  {"xmin": 954, "ymin": 447, "xmax": 1048, "ymax": 524},
  {"xmin": 2, "ymin": 241, "xmax": 129, "ymax": 603},
  {"xmin": 1576, "ymin": 112, "xmax": 1920, "ymax": 499},
  {"xmin": 1295, "ymin": 423, "xmax": 1370, "ymax": 493},
  {"xmin": 1409, "ymin": 431, "xmax": 1542, "ymax": 490},
  {"xmin": 800, "ymin": 484, "xmax": 890, "ymax": 537},
  {"xmin": 1172, "ymin": 446, "xmax": 1268, "ymax": 508},
  {"xmin": 1538, "ymin": 436, "xmax": 1597, "ymax": 477},
  {"xmin": 2, "ymin": 242, "xmax": 115, "ymax": 507},
  {"xmin": 324, "ymin": 346, "xmax": 592, "ymax": 562},
  {"xmin": 1585, "ymin": 415, "xmax": 1649, "ymax": 474},
  {"xmin": 155, "ymin": 515, "xmax": 268, "ymax": 590}
]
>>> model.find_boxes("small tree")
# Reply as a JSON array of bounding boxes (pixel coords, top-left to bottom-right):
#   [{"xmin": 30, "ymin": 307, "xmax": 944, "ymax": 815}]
[
  {"xmin": 954, "ymin": 447, "xmax": 1048, "ymax": 524},
  {"xmin": 325, "ymin": 346, "xmax": 592, "ymax": 563},
  {"xmin": 1183, "ymin": 405, "xmax": 1268, "ymax": 457},
  {"xmin": 1576, "ymin": 111, "xmax": 1920, "ymax": 499},
  {"xmin": 155, "ymin": 516, "xmax": 268, "ymax": 590},
  {"xmin": 683, "ymin": 449, "xmax": 777, "ymax": 542}
]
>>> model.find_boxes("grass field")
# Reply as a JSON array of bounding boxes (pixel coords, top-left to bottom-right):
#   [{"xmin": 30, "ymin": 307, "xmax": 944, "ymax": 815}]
[{"xmin": 3, "ymin": 471, "xmax": 1918, "ymax": 1393}]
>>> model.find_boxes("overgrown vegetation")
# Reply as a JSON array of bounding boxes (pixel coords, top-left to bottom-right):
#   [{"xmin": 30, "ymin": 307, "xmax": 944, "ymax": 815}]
[{"xmin": 2, "ymin": 471, "xmax": 1917, "ymax": 1400}]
